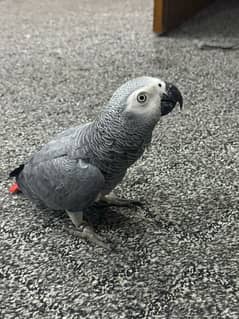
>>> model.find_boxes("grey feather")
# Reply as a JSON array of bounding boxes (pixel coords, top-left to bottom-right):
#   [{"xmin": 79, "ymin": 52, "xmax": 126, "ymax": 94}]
[{"xmin": 18, "ymin": 157, "xmax": 104, "ymax": 211}]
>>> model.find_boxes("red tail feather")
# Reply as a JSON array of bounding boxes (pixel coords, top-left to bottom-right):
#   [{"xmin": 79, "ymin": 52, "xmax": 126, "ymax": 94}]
[{"xmin": 9, "ymin": 182, "xmax": 21, "ymax": 194}]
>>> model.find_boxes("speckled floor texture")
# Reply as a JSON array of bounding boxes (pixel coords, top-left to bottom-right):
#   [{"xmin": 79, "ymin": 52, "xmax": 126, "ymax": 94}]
[{"xmin": 0, "ymin": 0, "xmax": 239, "ymax": 318}]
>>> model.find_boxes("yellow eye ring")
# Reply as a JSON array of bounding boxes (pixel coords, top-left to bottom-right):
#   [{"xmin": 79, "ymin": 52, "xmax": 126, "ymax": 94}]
[{"xmin": 137, "ymin": 93, "xmax": 147, "ymax": 104}]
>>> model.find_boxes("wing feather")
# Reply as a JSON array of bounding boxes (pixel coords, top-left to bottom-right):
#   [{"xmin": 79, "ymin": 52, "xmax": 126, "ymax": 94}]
[
  {"xmin": 17, "ymin": 122, "xmax": 104, "ymax": 211},
  {"xmin": 18, "ymin": 157, "xmax": 104, "ymax": 211}
]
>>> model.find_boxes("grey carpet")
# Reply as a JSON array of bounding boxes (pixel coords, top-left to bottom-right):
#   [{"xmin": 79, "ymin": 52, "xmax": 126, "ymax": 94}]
[{"xmin": 0, "ymin": 0, "xmax": 239, "ymax": 318}]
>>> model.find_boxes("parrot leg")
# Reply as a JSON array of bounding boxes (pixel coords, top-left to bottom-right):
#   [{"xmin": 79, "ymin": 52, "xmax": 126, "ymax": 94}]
[
  {"xmin": 66, "ymin": 210, "xmax": 111, "ymax": 250},
  {"xmin": 99, "ymin": 193, "xmax": 143, "ymax": 208}
]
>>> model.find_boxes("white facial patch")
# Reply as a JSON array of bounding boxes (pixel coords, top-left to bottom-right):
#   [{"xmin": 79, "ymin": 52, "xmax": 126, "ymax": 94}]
[
  {"xmin": 125, "ymin": 78, "xmax": 167, "ymax": 117},
  {"xmin": 157, "ymin": 79, "xmax": 167, "ymax": 96}
]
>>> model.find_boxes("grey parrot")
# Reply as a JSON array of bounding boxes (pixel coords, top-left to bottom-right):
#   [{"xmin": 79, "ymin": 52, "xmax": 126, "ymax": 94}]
[{"xmin": 9, "ymin": 76, "xmax": 183, "ymax": 249}]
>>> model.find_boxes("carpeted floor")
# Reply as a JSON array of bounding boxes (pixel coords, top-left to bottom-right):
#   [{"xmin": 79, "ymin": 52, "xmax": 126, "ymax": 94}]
[{"xmin": 0, "ymin": 0, "xmax": 239, "ymax": 318}]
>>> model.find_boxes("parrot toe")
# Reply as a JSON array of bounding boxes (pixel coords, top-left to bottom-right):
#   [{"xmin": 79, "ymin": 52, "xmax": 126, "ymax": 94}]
[
  {"xmin": 66, "ymin": 222, "xmax": 112, "ymax": 251},
  {"xmin": 98, "ymin": 194, "xmax": 144, "ymax": 208},
  {"xmin": 66, "ymin": 210, "xmax": 113, "ymax": 250}
]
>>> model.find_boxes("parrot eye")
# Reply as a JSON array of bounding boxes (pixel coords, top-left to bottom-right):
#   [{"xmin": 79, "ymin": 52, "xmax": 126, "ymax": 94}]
[{"xmin": 137, "ymin": 93, "xmax": 147, "ymax": 104}]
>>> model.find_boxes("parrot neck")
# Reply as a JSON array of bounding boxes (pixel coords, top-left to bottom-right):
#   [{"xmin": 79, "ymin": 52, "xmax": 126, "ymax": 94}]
[
  {"xmin": 94, "ymin": 108, "xmax": 156, "ymax": 149},
  {"xmin": 88, "ymin": 108, "xmax": 156, "ymax": 190}
]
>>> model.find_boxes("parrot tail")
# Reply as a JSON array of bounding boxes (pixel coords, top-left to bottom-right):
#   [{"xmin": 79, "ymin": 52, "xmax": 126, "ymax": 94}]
[
  {"xmin": 9, "ymin": 164, "xmax": 24, "ymax": 194},
  {"xmin": 9, "ymin": 182, "xmax": 21, "ymax": 194}
]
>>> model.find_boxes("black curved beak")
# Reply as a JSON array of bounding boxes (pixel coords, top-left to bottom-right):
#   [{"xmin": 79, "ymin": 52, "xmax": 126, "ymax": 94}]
[{"xmin": 161, "ymin": 82, "xmax": 183, "ymax": 116}]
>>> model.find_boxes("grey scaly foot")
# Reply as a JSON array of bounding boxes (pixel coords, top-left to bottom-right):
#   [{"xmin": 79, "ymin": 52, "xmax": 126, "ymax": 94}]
[
  {"xmin": 67, "ymin": 222, "xmax": 112, "ymax": 250},
  {"xmin": 99, "ymin": 194, "xmax": 143, "ymax": 208},
  {"xmin": 66, "ymin": 210, "xmax": 112, "ymax": 250}
]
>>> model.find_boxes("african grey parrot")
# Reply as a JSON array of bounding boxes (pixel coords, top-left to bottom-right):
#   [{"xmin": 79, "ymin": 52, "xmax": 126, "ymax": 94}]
[{"xmin": 9, "ymin": 77, "xmax": 183, "ymax": 249}]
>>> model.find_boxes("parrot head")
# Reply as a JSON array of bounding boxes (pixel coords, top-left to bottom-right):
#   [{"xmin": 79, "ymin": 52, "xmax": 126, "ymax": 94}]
[{"xmin": 108, "ymin": 76, "xmax": 183, "ymax": 122}]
